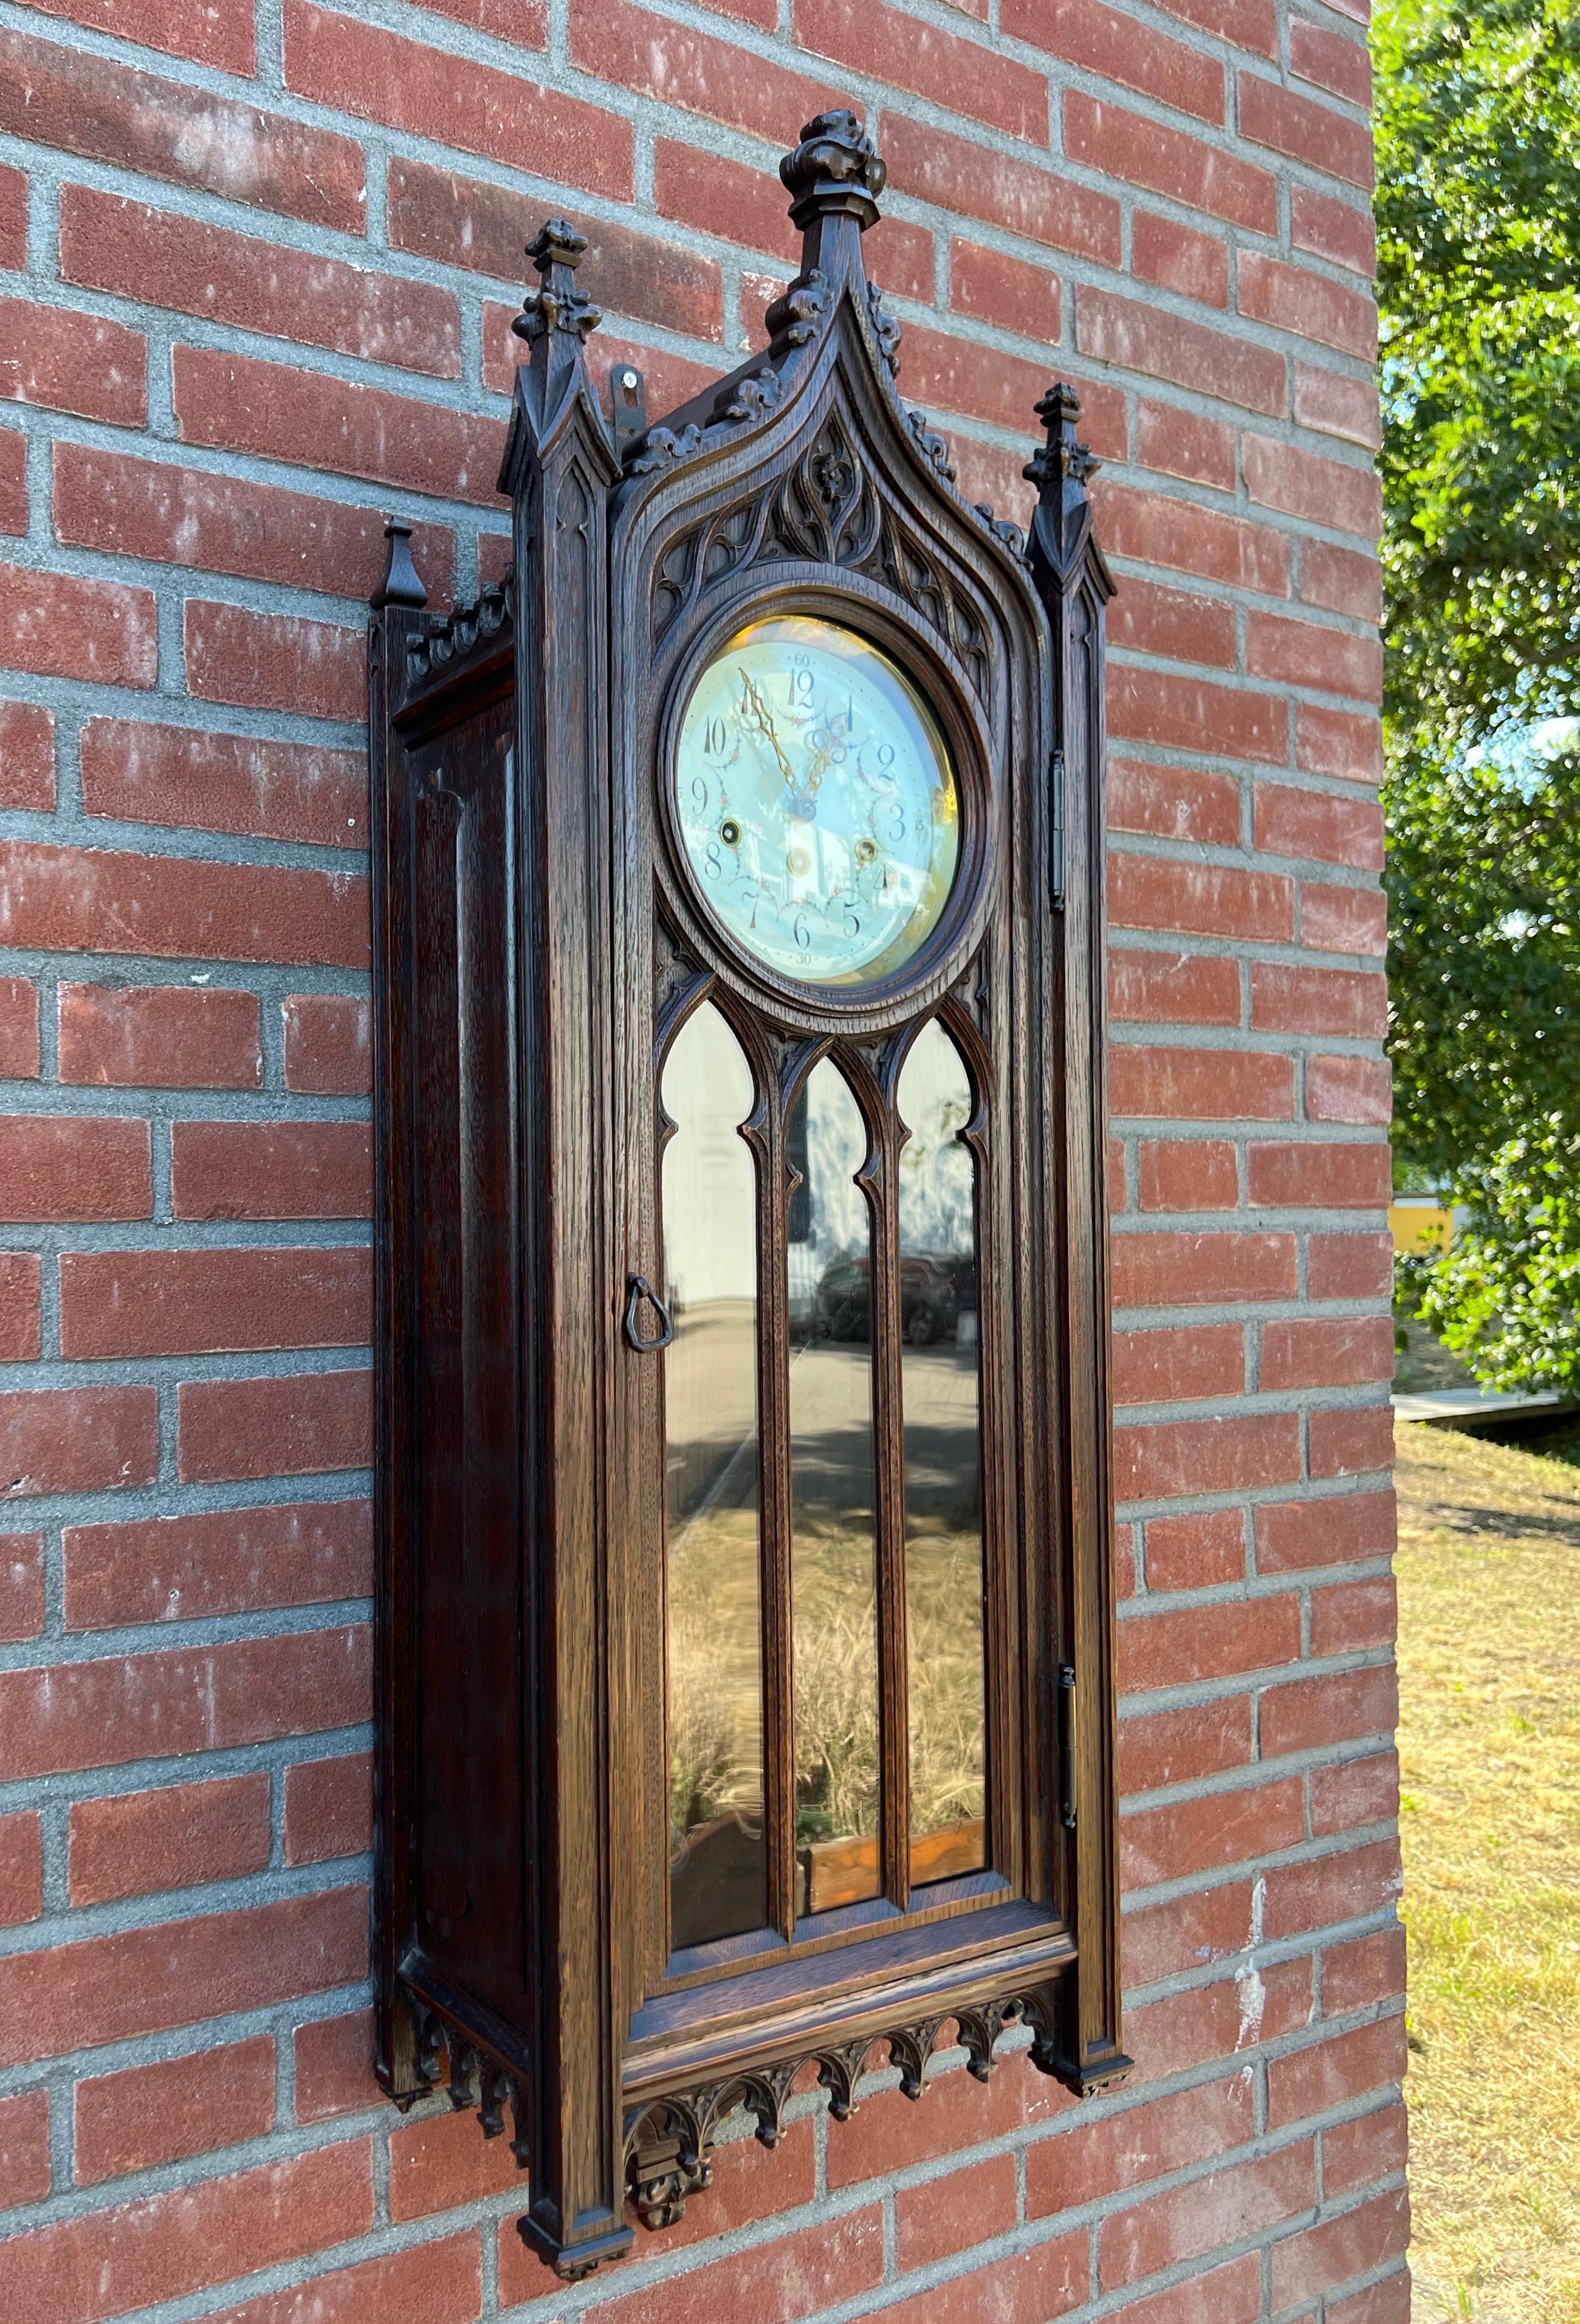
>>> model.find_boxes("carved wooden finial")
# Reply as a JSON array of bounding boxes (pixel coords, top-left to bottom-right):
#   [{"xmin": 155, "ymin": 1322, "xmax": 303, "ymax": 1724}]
[
  {"xmin": 371, "ymin": 517, "xmax": 427, "ymax": 610},
  {"xmin": 513, "ymin": 216, "xmax": 602, "ymax": 345},
  {"xmin": 780, "ymin": 109, "xmax": 887, "ymax": 232},
  {"xmin": 1025, "ymin": 382, "xmax": 1101, "ymax": 585}
]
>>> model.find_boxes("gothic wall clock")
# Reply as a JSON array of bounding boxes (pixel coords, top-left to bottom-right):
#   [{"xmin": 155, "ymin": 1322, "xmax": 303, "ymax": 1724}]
[{"xmin": 369, "ymin": 111, "xmax": 1128, "ymax": 2281}]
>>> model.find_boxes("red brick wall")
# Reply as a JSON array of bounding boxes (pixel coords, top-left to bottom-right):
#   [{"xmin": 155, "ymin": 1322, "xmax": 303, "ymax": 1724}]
[{"xmin": 0, "ymin": 0, "xmax": 1402, "ymax": 2317}]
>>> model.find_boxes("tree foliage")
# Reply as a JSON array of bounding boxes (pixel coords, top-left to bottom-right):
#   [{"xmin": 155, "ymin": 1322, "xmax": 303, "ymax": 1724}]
[{"xmin": 1379, "ymin": 0, "xmax": 1580, "ymax": 1386}]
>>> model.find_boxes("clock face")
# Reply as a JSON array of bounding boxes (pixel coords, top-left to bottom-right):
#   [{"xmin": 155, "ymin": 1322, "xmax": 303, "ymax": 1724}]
[{"xmin": 673, "ymin": 616, "xmax": 961, "ymax": 988}]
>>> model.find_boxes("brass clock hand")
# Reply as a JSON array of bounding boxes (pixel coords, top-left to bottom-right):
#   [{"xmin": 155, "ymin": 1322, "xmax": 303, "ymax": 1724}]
[{"xmin": 738, "ymin": 669, "xmax": 795, "ymax": 787}]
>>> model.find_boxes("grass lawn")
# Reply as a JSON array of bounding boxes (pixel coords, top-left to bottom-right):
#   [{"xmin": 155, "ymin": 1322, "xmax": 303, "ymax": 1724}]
[{"xmin": 1398, "ymin": 1420, "xmax": 1580, "ymax": 2321}]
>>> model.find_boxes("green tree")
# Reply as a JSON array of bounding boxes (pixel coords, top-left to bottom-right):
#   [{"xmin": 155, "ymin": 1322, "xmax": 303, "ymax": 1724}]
[{"xmin": 1378, "ymin": 0, "xmax": 1580, "ymax": 1387}]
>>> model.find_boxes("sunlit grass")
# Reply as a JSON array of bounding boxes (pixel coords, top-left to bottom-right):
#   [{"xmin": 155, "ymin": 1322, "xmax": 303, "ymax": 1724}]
[{"xmin": 1397, "ymin": 1422, "xmax": 1580, "ymax": 2322}]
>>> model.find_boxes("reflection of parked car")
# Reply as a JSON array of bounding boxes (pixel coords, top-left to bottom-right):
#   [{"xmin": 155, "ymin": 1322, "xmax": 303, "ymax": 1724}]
[{"xmin": 811, "ymin": 1254, "xmax": 965, "ymax": 1346}]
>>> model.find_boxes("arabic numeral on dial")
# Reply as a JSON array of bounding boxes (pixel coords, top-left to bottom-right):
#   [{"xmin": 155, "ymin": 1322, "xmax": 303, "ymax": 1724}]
[
  {"xmin": 691, "ymin": 774, "xmax": 710, "ymax": 814},
  {"xmin": 703, "ymin": 718, "xmax": 727, "ymax": 757},
  {"xmin": 793, "ymin": 910, "xmax": 811, "ymax": 951},
  {"xmin": 877, "ymin": 743, "xmax": 896, "ymax": 769},
  {"xmin": 789, "ymin": 665, "xmax": 815, "ymax": 704},
  {"xmin": 704, "ymin": 840, "xmax": 724, "ymax": 879},
  {"xmin": 843, "ymin": 907, "xmax": 862, "ymax": 939},
  {"xmin": 887, "ymin": 806, "xmax": 907, "ymax": 844}
]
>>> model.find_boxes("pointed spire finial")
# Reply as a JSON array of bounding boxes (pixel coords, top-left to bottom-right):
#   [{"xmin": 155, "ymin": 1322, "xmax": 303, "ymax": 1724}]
[
  {"xmin": 1026, "ymin": 383, "xmax": 1098, "ymax": 493},
  {"xmin": 513, "ymin": 216, "xmax": 602, "ymax": 345},
  {"xmin": 372, "ymin": 518, "xmax": 427, "ymax": 611},
  {"xmin": 780, "ymin": 111, "xmax": 886, "ymax": 233}
]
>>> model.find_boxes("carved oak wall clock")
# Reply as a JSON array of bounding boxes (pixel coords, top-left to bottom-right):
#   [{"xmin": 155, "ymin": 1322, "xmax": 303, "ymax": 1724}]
[{"xmin": 369, "ymin": 112, "xmax": 1128, "ymax": 2281}]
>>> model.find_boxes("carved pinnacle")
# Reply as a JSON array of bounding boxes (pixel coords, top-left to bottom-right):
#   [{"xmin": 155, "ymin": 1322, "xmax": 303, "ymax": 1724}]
[
  {"xmin": 513, "ymin": 216, "xmax": 602, "ymax": 345},
  {"xmin": 780, "ymin": 109, "xmax": 887, "ymax": 232},
  {"xmin": 1026, "ymin": 382, "xmax": 1098, "ymax": 493},
  {"xmin": 1025, "ymin": 381, "xmax": 1100, "ymax": 585}
]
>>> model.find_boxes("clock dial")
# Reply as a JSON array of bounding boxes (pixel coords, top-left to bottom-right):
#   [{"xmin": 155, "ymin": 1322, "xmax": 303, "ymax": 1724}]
[{"xmin": 673, "ymin": 616, "xmax": 961, "ymax": 988}]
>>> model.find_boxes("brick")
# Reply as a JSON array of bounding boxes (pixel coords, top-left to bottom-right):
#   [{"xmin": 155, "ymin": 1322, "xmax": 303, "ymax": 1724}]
[
  {"xmin": 1080, "ymin": 283, "xmax": 1284, "ymax": 414},
  {"xmin": 1152, "ymin": 0, "xmax": 1275, "ymax": 53},
  {"xmin": 1312, "ymin": 1748, "xmax": 1400, "ymax": 1838},
  {"xmin": 1247, "ymin": 611, "xmax": 1382, "ymax": 703},
  {"xmin": 884, "ymin": 112, "xmax": 1122, "ymax": 264},
  {"xmin": 1244, "ymin": 432, "xmax": 1381, "ymax": 539},
  {"xmin": 59, "ymin": 983, "xmax": 263, "ymax": 1091},
  {"xmin": 1240, "ymin": 71, "xmax": 1374, "ymax": 188},
  {"xmin": 949, "ymin": 239, "xmax": 1061, "ymax": 343},
  {"xmin": 390, "ymin": 2103, "xmax": 523, "ymax": 2222},
  {"xmin": 1263, "ymin": 1664, "xmax": 1398, "ymax": 1761},
  {"xmin": 591, "ymin": 2205, "xmax": 887, "ymax": 2324},
  {"xmin": 1132, "ymin": 211, "xmax": 1229, "ymax": 308},
  {"xmin": 0, "ymin": 1531, "xmax": 44, "ymax": 1640},
  {"xmin": 1110, "ymin": 574, "xmax": 1236, "ymax": 666},
  {"xmin": 62, "ymin": 1246, "xmax": 369, "ymax": 1358},
  {"xmin": 410, "ymin": 0, "xmax": 549, "ymax": 40},
  {"xmin": 1110, "ymin": 760, "xmax": 1241, "ymax": 848},
  {"xmin": 1111, "ymin": 1043, "xmax": 1294, "ymax": 1121},
  {"xmin": 1005, "ymin": 0, "xmax": 1221, "ymax": 121},
  {"xmin": 1142, "ymin": 1505, "xmax": 1246, "ymax": 1588},
  {"xmin": 1138, "ymin": 1137, "xmax": 1238, "ymax": 1212},
  {"xmin": 895, "ymin": 2151, "xmax": 1017, "ymax": 2271},
  {"xmin": 1310, "ymin": 1231, "xmax": 1395, "ymax": 1299},
  {"xmin": 1082, "ymin": 2254, "xmax": 1263, "ymax": 2324},
  {"xmin": 1291, "ymin": 16, "xmax": 1372, "ymax": 105},
  {"xmin": 0, "ymin": 295, "xmax": 145, "ymax": 427},
  {"xmin": 798, "ymin": 0, "xmax": 1048, "ymax": 139},
  {"xmin": 2, "ymin": 2140, "xmax": 373, "ymax": 2324},
  {"xmin": 22, "ymin": 0, "xmax": 256, "ymax": 70},
  {"xmin": 0, "ymin": 1886, "xmax": 366, "ymax": 2068},
  {"xmin": 1328, "ymin": 2275, "xmax": 1412, "ymax": 2324},
  {"xmin": 1110, "ymin": 949, "xmax": 1242, "ymax": 1027},
  {"xmin": 1065, "ymin": 91, "xmax": 1277, "ymax": 232},
  {"xmin": 64, "ymin": 1498, "xmax": 371, "ymax": 1629},
  {"xmin": 1251, "ymin": 963, "xmax": 1387, "ymax": 1039},
  {"xmin": 1097, "ymin": 479, "xmax": 1291, "ymax": 595},
  {"xmin": 1029, "ymin": 2074, "xmax": 1253, "ymax": 2221},
  {"xmin": 0, "ymin": 1114, "xmax": 150, "ymax": 1220},
  {"xmin": 1122, "ymin": 1882, "xmax": 1255, "ymax": 1985},
  {"xmin": 1238, "ymin": 253, "xmax": 1376, "ymax": 362},
  {"xmin": 58, "ymin": 452, "xmax": 453, "ymax": 611},
  {"xmin": 0, "ymin": 27, "xmax": 365, "ymax": 233},
  {"xmin": 0, "ymin": 422, "xmax": 23, "ymax": 534},
  {"xmin": 1110, "ymin": 667, "xmax": 1286, "ymax": 763},
  {"xmin": 1122, "ymin": 1593, "xmax": 1300, "ymax": 1690},
  {"xmin": 829, "ymin": 2053, "xmax": 1068, "ymax": 2187},
  {"xmin": 61, "ymin": 190, "xmax": 459, "ymax": 378},
  {"xmin": 1262, "ymin": 1315, "xmax": 1394, "ymax": 1392},
  {"xmin": 0, "ymin": 160, "xmax": 25, "ymax": 269},
  {"xmin": 0, "ymin": 980, "xmax": 37, "ymax": 1078},
  {"xmin": 287, "ymin": 0, "xmax": 631, "ymax": 197},
  {"xmin": 1324, "ymin": 2099, "xmax": 1409, "ymax": 2196},
  {"xmin": 173, "ymin": 1122, "xmax": 371, "ymax": 1220},
  {"xmin": 864, "ymin": 2234, "xmax": 1087, "ymax": 2324},
  {"xmin": 0, "ymin": 1384, "xmax": 158, "ymax": 1498},
  {"xmin": 1256, "ymin": 1487, "xmax": 1395, "ymax": 1575},
  {"xmin": 207, "ymin": 2233, "xmax": 483, "ymax": 2324},
  {"xmin": 1268, "ymin": 1842, "xmax": 1405, "ymax": 1956},
  {"xmin": 175, "ymin": 346, "xmax": 506, "ymax": 509},
  {"xmin": 1272, "ymin": 2185, "xmax": 1410, "ymax": 2308},
  {"xmin": 1255, "ymin": 783, "xmax": 1384, "ymax": 868},
  {"xmin": 1125, "ymin": 1956, "xmax": 1313, "ymax": 2081},
  {"xmin": 285, "ymin": 1750, "xmax": 371, "ymax": 1865},
  {"xmin": 294, "ymin": 2009, "xmax": 382, "ymax": 2123},
  {"xmin": 0, "ymin": 1806, "xmax": 42, "ymax": 1924},
  {"xmin": 1297, "ymin": 702, "xmax": 1384, "ymax": 783},
  {"xmin": 1101, "ymin": 2139, "xmax": 1314, "ymax": 2284},
  {"xmin": 1293, "ymin": 184, "xmax": 1376, "ymax": 277},
  {"xmin": 619, "ymin": 2112, "xmax": 819, "ymax": 2257},
  {"xmin": 1125, "ymin": 1776, "xmax": 1305, "ymax": 1888},
  {"xmin": 179, "ymin": 1369, "xmax": 373, "ymax": 1485},
  {"xmin": 1115, "ymin": 1411, "xmax": 1302, "ymax": 1499},
  {"xmin": 1303, "ymin": 881, "xmax": 1388, "ymax": 956},
  {"xmin": 1301, "ymin": 539, "xmax": 1384, "ymax": 623},
  {"xmin": 1112, "ymin": 1229, "xmax": 1297, "ymax": 1307},
  {"xmin": 1134, "ymin": 399, "xmax": 1236, "ymax": 490},
  {"xmin": 1248, "ymin": 1140, "xmax": 1390, "ymax": 1209},
  {"xmin": 1114, "ymin": 1320, "xmax": 1244, "ymax": 1404},
  {"xmin": 0, "ymin": 700, "xmax": 53, "ymax": 808},
  {"xmin": 483, "ymin": 306, "xmax": 722, "ymax": 412},
  {"xmin": 1295, "ymin": 366, "xmax": 1384, "ymax": 458},
  {"xmin": 1314, "ymin": 1574, "xmax": 1397, "ymax": 1657},
  {"xmin": 390, "ymin": 159, "xmax": 724, "ymax": 339},
  {"xmin": 0, "ymin": 2086, "xmax": 50, "ymax": 2208},
  {"xmin": 69, "ymin": 1772, "xmax": 273, "ymax": 1905},
  {"xmin": 186, "ymin": 602, "xmax": 363, "ymax": 724},
  {"xmin": 0, "ymin": 1626, "xmax": 369, "ymax": 1782},
  {"xmin": 653, "ymin": 140, "xmax": 802, "ymax": 267},
  {"xmin": 1119, "ymin": 1695, "xmax": 1254, "ymax": 1792},
  {"xmin": 1324, "ymin": 1923, "xmax": 1407, "ymax": 2016},
  {"xmin": 284, "ymin": 994, "xmax": 371, "ymax": 1093},
  {"xmin": 572, "ymin": 0, "xmax": 845, "ymax": 146},
  {"xmin": 0, "ymin": 563, "xmax": 156, "ymax": 687},
  {"xmin": 1111, "ymin": 857, "xmax": 1294, "ymax": 942},
  {"xmin": 0, "ymin": 1253, "xmax": 40, "ymax": 1359},
  {"xmin": 902, "ymin": 321, "xmax": 1080, "ymax": 439},
  {"xmin": 75, "ymin": 2038, "xmax": 276, "ymax": 2185},
  {"xmin": 0, "ymin": 839, "xmax": 367, "ymax": 969}
]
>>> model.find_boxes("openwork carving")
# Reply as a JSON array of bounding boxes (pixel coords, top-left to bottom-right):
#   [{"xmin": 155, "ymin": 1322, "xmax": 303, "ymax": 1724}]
[{"xmin": 404, "ymin": 576, "xmax": 512, "ymax": 683}]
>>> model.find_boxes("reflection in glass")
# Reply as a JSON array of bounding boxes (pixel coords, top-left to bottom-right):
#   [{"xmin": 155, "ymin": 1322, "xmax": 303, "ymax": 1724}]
[
  {"xmin": 897, "ymin": 1020, "xmax": 986, "ymax": 1885},
  {"xmin": 788, "ymin": 1061, "xmax": 881, "ymax": 1915},
  {"xmin": 662, "ymin": 1003, "xmax": 765, "ymax": 1950}
]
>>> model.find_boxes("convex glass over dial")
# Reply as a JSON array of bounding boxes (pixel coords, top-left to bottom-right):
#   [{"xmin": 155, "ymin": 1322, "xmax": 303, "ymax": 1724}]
[{"xmin": 673, "ymin": 615, "xmax": 961, "ymax": 987}]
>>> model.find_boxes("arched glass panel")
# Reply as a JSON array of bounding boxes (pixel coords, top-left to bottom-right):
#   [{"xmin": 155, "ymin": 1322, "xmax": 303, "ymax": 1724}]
[
  {"xmin": 662, "ymin": 1003, "xmax": 764, "ymax": 1949},
  {"xmin": 786, "ymin": 1059, "xmax": 880, "ymax": 1914},
  {"xmin": 896, "ymin": 1019, "xmax": 986, "ymax": 1885}
]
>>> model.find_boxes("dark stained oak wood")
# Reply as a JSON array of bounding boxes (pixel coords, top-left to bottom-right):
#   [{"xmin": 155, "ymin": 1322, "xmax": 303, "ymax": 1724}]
[{"xmin": 371, "ymin": 114, "xmax": 1127, "ymax": 2280}]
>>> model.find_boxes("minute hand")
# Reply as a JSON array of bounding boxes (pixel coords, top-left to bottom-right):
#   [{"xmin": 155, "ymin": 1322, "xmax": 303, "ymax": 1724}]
[{"xmin": 738, "ymin": 669, "xmax": 795, "ymax": 786}]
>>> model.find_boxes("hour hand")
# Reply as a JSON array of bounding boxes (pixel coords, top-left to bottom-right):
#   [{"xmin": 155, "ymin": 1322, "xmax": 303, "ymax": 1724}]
[{"xmin": 738, "ymin": 669, "xmax": 795, "ymax": 785}]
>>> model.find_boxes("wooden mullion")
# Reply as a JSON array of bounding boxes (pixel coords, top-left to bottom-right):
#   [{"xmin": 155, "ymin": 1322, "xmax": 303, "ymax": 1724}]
[
  {"xmin": 871, "ymin": 1070, "xmax": 910, "ymax": 1913},
  {"xmin": 754, "ymin": 1051, "xmax": 796, "ymax": 1942}
]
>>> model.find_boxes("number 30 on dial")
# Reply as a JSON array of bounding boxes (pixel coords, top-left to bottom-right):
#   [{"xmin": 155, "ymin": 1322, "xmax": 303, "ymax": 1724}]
[{"xmin": 672, "ymin": 615, "xmax": 961, "ymax": 988}]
